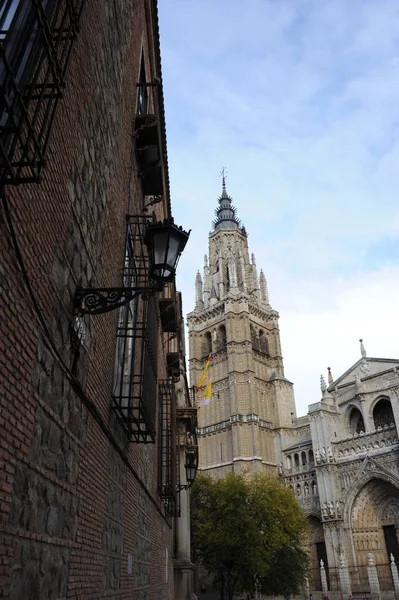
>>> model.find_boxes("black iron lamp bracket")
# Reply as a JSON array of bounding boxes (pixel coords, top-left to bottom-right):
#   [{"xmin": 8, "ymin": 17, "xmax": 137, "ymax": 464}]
[
  {"xmin": 74, "ymin": 285, "xmax": 160, "ymax": 315},
  {"xmin": 176, "ymin": 483, "xmax": 191, "ymax": 493}
]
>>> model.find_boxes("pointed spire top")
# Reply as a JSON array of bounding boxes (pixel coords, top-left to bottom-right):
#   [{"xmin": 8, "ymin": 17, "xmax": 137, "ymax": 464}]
[
  {"xmin": 220, "ymin": 166, "xmax": 228, "ymax": 196},
  {"xmin": 196, "ymin": 270, "xmax": 202, "ymax": 282},
  {"xmin": 213, "ymin": 170, "xmax": 243, "ymax": 232},
  {"xmin": 328, "ymin": 367, "xmax": 333, "ymax": 385},
  {"xmin": 320, "ymin": 375, "xmax": 327, "ymax": 393},
  {"xmin": 359, "ymin": 338, "xmax": 367, "ymax": 358}
]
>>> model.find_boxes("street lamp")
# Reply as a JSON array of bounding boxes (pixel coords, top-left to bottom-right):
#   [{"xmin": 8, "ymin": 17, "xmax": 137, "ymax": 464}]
[
  {"xmin": 176, "ymin": 448, "xmax": 198, "ymax": 492},
  {"xmin": 145, "ymin": 217, "xmax": 190, "ymax": 285},
  {"xmin": 74, "ymin": 216, "xmax": 190, "ymax": 315}
]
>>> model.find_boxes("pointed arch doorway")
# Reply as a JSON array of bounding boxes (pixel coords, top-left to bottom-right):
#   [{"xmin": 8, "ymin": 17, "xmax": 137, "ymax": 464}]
[{"xmin": 351, "ymin": 477, "xmax": 399, "ymax": 592}]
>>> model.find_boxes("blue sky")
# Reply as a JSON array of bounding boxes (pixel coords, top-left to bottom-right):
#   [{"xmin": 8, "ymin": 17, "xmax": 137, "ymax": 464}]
[{"xmin": 158, "ymin": 0, "xmax": 399, "ymax": 416}]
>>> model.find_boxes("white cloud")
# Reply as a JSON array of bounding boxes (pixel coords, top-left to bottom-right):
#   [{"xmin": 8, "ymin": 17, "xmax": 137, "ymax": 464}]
[
  {"xmin": 161, "ymin": 0, "xmax": 399, "ymax": 418},
  {"xmin": 281, "ymin": 265, "xmax": 399, "ymax": 415}
]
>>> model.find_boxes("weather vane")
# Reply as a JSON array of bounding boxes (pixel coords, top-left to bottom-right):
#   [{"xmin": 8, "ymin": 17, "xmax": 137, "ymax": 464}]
[{"xmin": 219, "ymin": 166, "xmax": 227, "ymax": 181}]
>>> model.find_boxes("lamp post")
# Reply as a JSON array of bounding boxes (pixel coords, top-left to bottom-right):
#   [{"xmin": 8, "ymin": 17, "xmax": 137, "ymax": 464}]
[{"xmin": 74, "ymin": 216, "xmax": 190, "ymax": 315}]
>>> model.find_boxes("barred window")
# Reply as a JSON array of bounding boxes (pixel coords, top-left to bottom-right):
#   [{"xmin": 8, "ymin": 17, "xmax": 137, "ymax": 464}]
[{"xmin": 111, "ymin": 219, "xmax": 158, "ymax": 443}]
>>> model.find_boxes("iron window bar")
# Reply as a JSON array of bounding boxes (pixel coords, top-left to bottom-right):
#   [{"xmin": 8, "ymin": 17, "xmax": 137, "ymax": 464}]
[
  {"xmin": 158, "ymin": 379, "xmax": 177, "ymax": 516},
  {"xmin": 0, "ymin": 0, "xmax": 85, "ymax": 184}
]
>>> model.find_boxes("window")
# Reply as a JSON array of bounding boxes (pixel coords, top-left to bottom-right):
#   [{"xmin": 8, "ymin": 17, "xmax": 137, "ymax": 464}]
[
  {"xmin": 349, "ymin": 407, "xmax": 365, "ymax": 434},
  {"xmin": 112, "ymin": 230, "xmax": 138, "ymax": 422},
  {"xmin": 203, "ymin": 331, "xmax": 212, "ymax": 357},
  {"xmin": 111, "ymin": 218, "xmax": 158, "ymax": 442},
  {"xmin": 157, "ymin": 380, "xmax": 177, "ymax": 517},
  {"xmin": 373, "ymin": 398, "xmax": 395, "ymax": 429},
  {"xmin": 217, "ymin": 325, "xmax": 227, "ymax": 351},
  {"xmin": 137, "ymin": 53, "xmax": 148, "ymax": 115},
  {"xmin": 0, "ymin": 0, "xmax": 84, "ymax": 183},
  {"xmin": 258, "ymin": 330, "xmax": 269, "ymax": 355}
]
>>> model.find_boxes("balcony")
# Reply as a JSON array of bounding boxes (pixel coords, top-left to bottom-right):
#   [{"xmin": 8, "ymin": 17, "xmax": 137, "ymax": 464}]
[
  {"xmin": 0, "ymin": 0, "xmax": 84, "ymax": 184},
  {"xmin": 333, "ymin": 424, "xmax": 398, "ymax": 461},
  {"xmin": 134, "ymin": 82, "xmax": 164, "ymax": 197},
  {"xmin": 159, "ymin": 297, "xmax": 178, "ymax": 333}
]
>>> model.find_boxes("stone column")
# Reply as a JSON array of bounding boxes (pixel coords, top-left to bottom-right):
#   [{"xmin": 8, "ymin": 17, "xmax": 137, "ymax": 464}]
[
  {"xmin": 320, "ymin": 560, "xmax": 329, "ymax": 594},
  {"xmin": 174, "ymin": 446, "xmax": 195, "ymax": 600},
  {"xmin": 390, "ymin": 554, "xmax": 399, "ymax": 596},
  {"xmin": 338, "ymin": 552, "xmax": 352, "ymax": 596},
  {"xmin": 366, "ymin": 552, "xmax": 381, "ymax": 600}
]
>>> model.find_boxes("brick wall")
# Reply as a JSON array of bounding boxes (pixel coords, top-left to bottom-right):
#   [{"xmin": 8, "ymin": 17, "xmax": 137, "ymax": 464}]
[{"xmin": 0, "ymin": 1, "xmax": 175, "ymax": 598}]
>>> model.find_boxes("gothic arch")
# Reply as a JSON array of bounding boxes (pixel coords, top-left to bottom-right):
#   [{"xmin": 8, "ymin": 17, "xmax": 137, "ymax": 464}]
[
  {"xmin": 202, "ymin": 331, "xmax": 212, "ymax": 357},
  {"xmin": 371, "ymin": 396, "xmax": 395, "ymax": 429},
  {"xmin": 217, "ymin": 325, "xmax": 227, "ymax": 351},
  {"xmin": 343, "ymin": 468, "xmax": 399, "ymax": 526},
  {"xmin": 307, "ymin": 516, "xmax": 328, "ymax": 591},
  {"xmin": 258, "ymin": 329, "xmax": 269, "ymax": 355},
  {"xmin": 346, "ymin": 476, "xmax": 399, "ymax": 591},
  {"xmin": 348, "ymin": 406, "xmax": 365, "ymax": 434},
  {"xmin": 250, "ymin": 324, "xmax": 257, "ymax": 349}
]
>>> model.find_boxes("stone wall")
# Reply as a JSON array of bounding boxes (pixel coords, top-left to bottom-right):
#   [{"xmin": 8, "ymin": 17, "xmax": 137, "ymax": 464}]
[{"xmin": 0, "ymin": 0, "xmax": 174, "ymax": 598}]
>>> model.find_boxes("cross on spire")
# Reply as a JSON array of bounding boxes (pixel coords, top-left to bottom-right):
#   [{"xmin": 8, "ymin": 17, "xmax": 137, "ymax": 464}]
[{"xmin": 219, "ymin": 166, "xmax": 227, "ymax": 192}]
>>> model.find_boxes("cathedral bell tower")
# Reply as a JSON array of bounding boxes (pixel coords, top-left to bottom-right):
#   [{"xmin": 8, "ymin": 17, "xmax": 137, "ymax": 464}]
[{"xmin": 187, "ymin": 176, "xmax": 296, "ymax": 478}]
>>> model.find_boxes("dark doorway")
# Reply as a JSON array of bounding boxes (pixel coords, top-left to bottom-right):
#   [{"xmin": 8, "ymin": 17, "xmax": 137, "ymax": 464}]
[
  {"xmin": 316, "ymin": 541, "xmax": 330, "ymax": 590},
  {"xmin": 383, "ymin": 525, "xmax": 399, "ymax": 564}
]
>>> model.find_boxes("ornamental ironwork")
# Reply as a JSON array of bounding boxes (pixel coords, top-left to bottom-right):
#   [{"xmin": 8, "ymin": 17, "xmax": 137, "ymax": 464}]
[
  {"xmin": 158, "ymin": 379, "xmax": 177, "ymax": 517},
  {"xmin": 0, "ymin": 0, "xmax": 85, "ymax": 184},
  {"xmin": 109, "ymin": 216, "xmax": 159, "ymax": 443}
]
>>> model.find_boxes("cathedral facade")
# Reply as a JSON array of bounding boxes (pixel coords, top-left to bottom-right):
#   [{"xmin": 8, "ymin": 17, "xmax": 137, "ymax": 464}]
[{"xmin": 187, "ymin": 181, "xmax": 399, "ymax": 598}]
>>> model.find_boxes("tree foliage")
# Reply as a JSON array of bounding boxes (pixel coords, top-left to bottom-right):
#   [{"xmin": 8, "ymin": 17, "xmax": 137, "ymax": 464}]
[{"xmin": 191, "ymin": 472, "xmax": 308, "ymax": 600}]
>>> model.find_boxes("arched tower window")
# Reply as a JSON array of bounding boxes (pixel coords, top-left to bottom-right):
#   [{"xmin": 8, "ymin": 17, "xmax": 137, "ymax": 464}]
[
  {"xmin": 301, "ymin": 451, "xmax": 307, "ymax": 466},
  {"xmin": 217, "ymin": 325, "xmax": 227, "ymax": 351},
  {"xmin": 373, "ymin": 398, "xmax": 395, "ymax": 429},
  {"xmin": 258, "ymin": 329, "xmax": 270, "ymax": 355},
  {"xmin": 286, "ymin": 455, "xmax": 292, "ymax": 469},
  {"xmin": 203, "ymin": 331, "xmax": 212, "ymax": 357},
  {"xmin": 349, "ymin": 407, "xmax": 365, "ymax": 434},
  {"xmin": 250, "ymin": 324, "xmax": 257, "ymax": 349},
  {"xmin": 309, "ymin": 449, "xmax": 314, "ymax": 464},
  {"xmin": 294, "ymin": 453, "xmax": 299, "ymax": 468}
]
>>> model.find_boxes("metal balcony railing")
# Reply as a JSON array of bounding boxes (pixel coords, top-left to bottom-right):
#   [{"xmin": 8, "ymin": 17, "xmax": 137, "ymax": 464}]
[
  {"xmin": 158, "ymin": 380, "xmax": 177, "ymax": 517},
  {"xmin": 0, "ymin": 0, "xmax": 84, "ymax": 184},
  {"xmin": 111, "ymin": 216, "xmax": 158, "ymax": 443},
  {"xmin": 134, "ymin": 81, "xmax": 164, "ymax": 197}
]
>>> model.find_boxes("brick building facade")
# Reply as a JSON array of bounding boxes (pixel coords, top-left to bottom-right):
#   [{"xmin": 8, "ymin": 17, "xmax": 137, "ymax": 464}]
[{"xmin": 0, "ymin": 2, "xmax": 196, "ymax": 599}]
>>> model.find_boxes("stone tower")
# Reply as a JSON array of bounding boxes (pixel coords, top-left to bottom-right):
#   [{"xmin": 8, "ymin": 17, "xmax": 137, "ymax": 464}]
[{"xmin": 187, "ymin": 178, "xmax": 296, "ymax": 478}]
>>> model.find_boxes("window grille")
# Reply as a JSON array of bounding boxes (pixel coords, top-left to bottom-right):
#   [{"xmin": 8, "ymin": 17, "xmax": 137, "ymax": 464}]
[
  {"xmin": 158, "ymin": 379, "xmax": 177, "ymax": 517},
  {"xmin": 111, "ymin": 216, "xmax": 158, "ymax": 443},
  {"xmin": 0, "ymin": 0, "xmax": 84, "ymax": 184}
]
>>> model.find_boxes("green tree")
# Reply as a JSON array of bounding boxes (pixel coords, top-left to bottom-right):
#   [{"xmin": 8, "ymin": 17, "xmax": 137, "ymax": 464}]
[{"xmin": 191, "ymin": 472, "xmax": 308, "ymax": 600}]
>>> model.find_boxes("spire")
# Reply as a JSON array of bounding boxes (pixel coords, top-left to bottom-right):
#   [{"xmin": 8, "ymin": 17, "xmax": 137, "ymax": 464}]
[
  {"xmin": 327, "ymin": 367, "xmax": 333, "ymax": 385},
  {"xmin": 213, "ymin": 169, "xmax": 243, "ymax": 232},
  {"xmin": 259, "ymin": 270, "xmax": 270, "ymax": 305},
  {"xmin": 195, "ymin": 271, "xmax": 203, "ymax": 311},
  {"xmin": 359, "ymin": 338, "xmax": 367, "ymax": 358}
]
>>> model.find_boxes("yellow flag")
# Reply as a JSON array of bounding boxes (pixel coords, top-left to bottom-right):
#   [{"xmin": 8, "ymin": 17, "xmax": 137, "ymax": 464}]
[
  {"xmin": 197, "ymin": 354, "xmax": 211, "ymax": 392},
  {"xmin": 198, "ymin": 379, "xmax": 212, "ymax": 407}
]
